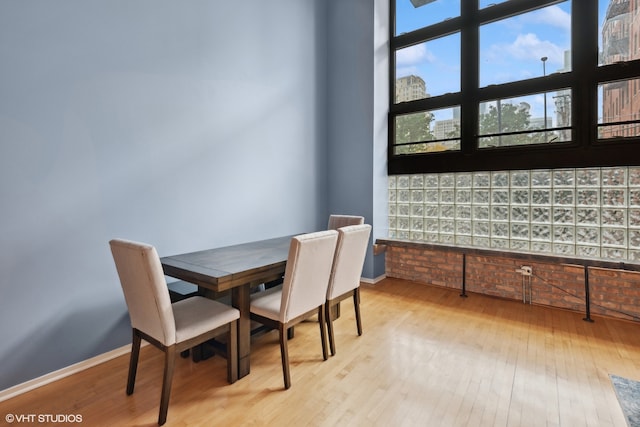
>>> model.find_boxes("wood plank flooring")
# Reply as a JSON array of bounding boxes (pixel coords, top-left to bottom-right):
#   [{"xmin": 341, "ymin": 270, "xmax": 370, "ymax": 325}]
[{"xmin": 2, "ymin": 277, "xmax": 640, "ymax": 426}]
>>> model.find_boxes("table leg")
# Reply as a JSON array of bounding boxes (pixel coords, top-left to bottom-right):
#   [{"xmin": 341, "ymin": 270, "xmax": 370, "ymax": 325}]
[{"xmin": 232, "ymin": 283, "xmax": 251, "ymax": 378}]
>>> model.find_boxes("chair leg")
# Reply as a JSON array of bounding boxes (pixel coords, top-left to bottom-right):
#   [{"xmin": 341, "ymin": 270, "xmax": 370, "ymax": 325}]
[
  {"xmin": 227, "ymin": 321, "xmax": 238, "ymax": 384},
  {"xmin": 279, "ymin": 324, "xmax": 291, "ymax": 389},
  {"xmin": 158, "ymin": 347, "xmax": 176, "ymax": 426},
  {"xmin": 318, "ymin": 305, "xmax": 329, "ymax": 360},
  {"xmin": 354, "ymin": 288, "xmax": 363, "ymax": 336},
  {"xmin": 126, "ymin": 330, "xmax": 141, "ymax": 395},
  {"xmin": 325, "ymin": 303, "xmax": 336, "ymax": 357}
]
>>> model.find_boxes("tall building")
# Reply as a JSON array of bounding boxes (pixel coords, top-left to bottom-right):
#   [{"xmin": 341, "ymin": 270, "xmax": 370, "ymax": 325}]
[{"xmin": 395, "ymin": 75, "xmax": 427, "ymax": 103}]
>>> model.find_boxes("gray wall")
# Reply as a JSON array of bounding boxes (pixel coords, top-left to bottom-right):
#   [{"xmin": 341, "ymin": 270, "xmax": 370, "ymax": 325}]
[{"xmin": 0, "ymin": 0, "xmax": 385, "ymax": 391}]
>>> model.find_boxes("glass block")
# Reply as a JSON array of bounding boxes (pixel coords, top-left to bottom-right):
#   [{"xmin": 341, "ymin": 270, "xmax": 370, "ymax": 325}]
[
  {"xmin": 440, "ymin": 174, "xmax": 455, "ymax": 188},
  {"xmin": 492, "ymin": 206, "xmax": 509, "ymax": 221},
  {"xmin": 410, "ymin": 231, "xmax": 424, "ymax": 240},
  {"xmin": 492, "ymin": 222, "xmax": 509, "ymax": 237},
  {"xmin": 411, "ymin": 190, "xmax": 424, "ymax": 203},
  {"xmin": 553, "ymin": 169, "xmax": 574, "ymax": 187},
  {"xmin": 456, "ymin": 205, "xmax": 472, "ymax": 219},
  {"xmin": 630, "ymin": 209, "xmax": 640, "ymax": 227},
  {"xmin": 554, "ymin": 189, "xmax": 575, "ymax": 205},
  {"xmin": 577, "ymin": 189, "xmax": 599, "ymax": 206},
  {"xmin": 397, "ymin": 217, "xmax": 410, "ymax": 230},
  {"xmin": 629, "ymin": 230, "xmax": 640, "ymax": 248},
  {"xmin": 553, "ymin": 226, "xmax": 575, "ymax": 243},
  {"xmin": 601, "ymin": 208, "xmax": 626, "ymax": 226},
  {"xmin": 473, "ymin": 172, "xmax": 491, "ymax": 188},
  {"xmin": 441, "ymin": 190, "xmax": 455, "ymax": 204},
  {"xmin": 510, "ymin": 170, "xmax": 530, "ymax": 187},
  {"xmin": 576, "ymin": 208, "xmax": 599, "ymax": 225},
  {"xmin": 473, "ymin": 189, "xmax": 490, "ymax": 205},
  {"xmin": 397, "ymin": 176, "xmax": 410, "ymax": 189},
  {"xmin": 439, "ymin": 234, "xmax": 455, "ymax": 244},
  {"xmin": 553, "ymin": 208, "xmax": 575, "ymax": 224},
  {"xmin": 602, "ymin": 188, "xmax": 626, "ymax": 206},
  {"xmin": 388, "ymin": 229, "xmax": 397, "ymax": 238},
  {"xmin": 511, "ymin": 189, "xmax": 529, "ymax": 205},
  {"xmin": 492, "ymin": 190, "xmax": 509, "ymax": 205},
  {"xmin": 389, "ymin": 190, "xmax": 397, "ymax": 203},
  {"xmin": 456, "ymin": 235, "xmax": 472, "ymax": 245},
  {"xmin": 577, "ymin": 246, "xmax": 600, "ymax": 258},
  {"xmin": 397, "ymin": 230, "xmax": 410, "ymax": 239},
  {"xmin": 602, "ymin": 247, "xmax": 626, "ymax": 259},
  {"xmin": 473, "ymin": 206, "xmax": 490, "ymax": 220},
  {"xmin": 456, "ymin": 173, "xmax": 472, "ymax": 188},
  {"xmin": 629, "ymin": 189, "xmax": 640, "ymax": 207},
  {"xmin": 425, "ymin": 190, "xmax": 439, "ymax": 203},
  {"xmin": 553, "ymin": 244, "xmax": 575, "ymax": 255},
  {"xmin": 531, "ymin": 170, "xmax": 552, "ymax": 187},
  {"xmin": 425, "ymin": 219, "xmax": 439, "ymax": 232},
  {"xmin": 601, "ymin": 167, "xmax": 626, "ymax": 186},
  {"xmin": 531, "ymin": 189, "xmax": 551, "ymax": 205},
  {"xmin": 410, "ymin": 175, "xmax": 424, "ymax": 189},
  {"xmin": 576, "ymin": 227, "xmax": 600, "ymax": 245},
  {"xmin": 531, "ymin": 242, "xmax": 552, "ymax": 252},
  {"xmin": 629, "ymin": 167, "xmax": 640, "ymax": 187},
  {"xmin": 440, "ymin": 219, "xmax": 455, "ymax": 234},
  {"xmin": 411, "ymin": 204, "xmax": 424, "ymax": 217},
  {"xmin": 398, "ymin": 189, "xmax": 411, "ymax": 203},
  {"xmin": 425, "ymin": 205, "xmax": 439, "ymax": 218},
  {"xmin": 398, "ymin": 204, "xmax": 410, "ymax": 217},
  {"xmin": 576, "ymin": 168, "xmax": 600, "ymax": 187},
  {"xmin": 511, "ymin": 206, "xmax": 529, "ymax": 222},
  {"xmin": 531, "ymin": 207, "xmax": 551, "ymax": 223},
  {"xmin": 388, "ymin": 176, "xmax": 397, "ymax": 189},
  {"xmin": 510, "ymin": 240, "xmax": 530, "ymax": 251},
  {"xmin": 531, "ymin": 224, "xmax": 551, "ymax": 241},
  {"xmin": 491, "ymin": 171, "xmax": 509, "ymax": 187},
  {"xmin": 389, "ymin": 204, "xmax": 397, "ymax": 216},
  {"xmin": 424, "ymin": 174, "xmax": 439, "ymax": 188},
  {"xmin": 440, "ymin": 205, "xmax": 455, "ymax": 219},
  {"xmin": 473, "ymin": 237, "xmax": 491, "ymax": 247},
  {"xmin": 410, "ymin": 218, "xmax": 422, "ymax": 232},
  {"xmin": 456, "ymin": 189, "xmax": 472, "ymax": 204},
  {"xmin": 602, "ymin": 228, "xmax": 626, "ymax": 247},
  {"xmin": 474, "ymin": 221, "xmax": 490, "ymax": 236},
  {"xmin": 511, "ymin": 224, "xmax": 530, "ymax": 239},
  {"xmin": 389, "ymin": 217, "xmax": 397, "ymax": 230},
  {"xmin": 491, "ymin": 239, "xmax": 509, "ymax": 249},
  {"xmin": 456, "ymin": 221, "xmax": 472, "ymax": 235},
  {"xmin": 424, "ymin": 233, "xmax": 439, "ymax": 243}
]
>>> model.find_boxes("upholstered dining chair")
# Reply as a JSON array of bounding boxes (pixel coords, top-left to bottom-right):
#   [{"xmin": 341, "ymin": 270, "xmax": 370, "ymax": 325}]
[
  {"xmin": 249, "ymin": 230, "xmax": 338, "ymax": 389},
  {"xmin": 327, "ymin": 214, "xmax": 364, "ymax": 230},
  {"xmin": 109, "ymin": 238, "xmax": 240, "ymax": 426},
  {"xmin": 325, "ymin": 224, "xmax": 371, "ymax": 356}
]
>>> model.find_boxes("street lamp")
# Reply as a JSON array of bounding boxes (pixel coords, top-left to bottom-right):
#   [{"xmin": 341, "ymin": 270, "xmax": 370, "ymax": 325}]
[{"xmin": 541, "ymin": 56, "xmax": 548, "ymax": 133}]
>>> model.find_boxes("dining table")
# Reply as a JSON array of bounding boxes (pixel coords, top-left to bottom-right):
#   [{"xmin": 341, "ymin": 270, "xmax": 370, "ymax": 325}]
[{"xmin": 160, "ymin": 234, "xmax": 295, "ymax": 379}]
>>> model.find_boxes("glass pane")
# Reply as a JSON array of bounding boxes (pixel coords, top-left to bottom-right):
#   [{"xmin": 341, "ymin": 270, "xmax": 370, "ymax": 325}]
[
  {"xmin": 598, "ymin": 77, "xmax": 640, "ymax": 139},
  {"xmin": 395, "ymin": 0, "xmax": 460, "ymax": 36},
  {"xmin": 479, "ymin": 2, "xmax": 572, "ymax": 87},
  {"xmin": 478, "ymin": 90, "xmax": 572, "ymax": 148},
  {"xmin": 600, "ymin": 0, "xmax": 640, "ymax": 65},
  {"xmin": 394, "ymin": 107, "xmax": 461, "ymax": 154},
  {"xmin": 395, "ymin": 33, "xmax": 461, "ymax": 102}
]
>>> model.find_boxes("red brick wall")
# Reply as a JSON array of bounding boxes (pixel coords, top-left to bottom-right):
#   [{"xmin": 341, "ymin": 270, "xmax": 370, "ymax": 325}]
[{"xmin": 385, "ymin": 244, "xmax": 640, "ymax": 323}]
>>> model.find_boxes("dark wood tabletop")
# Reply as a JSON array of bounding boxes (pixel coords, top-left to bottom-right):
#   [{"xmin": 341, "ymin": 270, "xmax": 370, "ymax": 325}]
[{"xmin": 160, "ymin": 234, "xmax": 296, "ymax": 379}]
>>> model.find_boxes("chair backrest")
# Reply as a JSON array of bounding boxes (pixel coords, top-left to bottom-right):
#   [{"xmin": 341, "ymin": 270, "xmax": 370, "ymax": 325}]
[
  {"xmin": 280, "ymin": 230, "xmax": 338, "ymax": 323},
  {"xmin": 327, "ymin": 214, "xmax": 364, "ymax": 230},
  {"xmin": 109, "ymin": 239, "xmax": 176, "ymax": 346},
  {"xmin": 326, "ymin": 224, "xmax": 372, "ymax": 300}
]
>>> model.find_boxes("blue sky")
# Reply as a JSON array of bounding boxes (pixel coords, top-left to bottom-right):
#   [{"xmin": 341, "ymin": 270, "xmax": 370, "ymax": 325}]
[{"xmin": 395, "ymin": 0, "xmax": 612, "ymax": 122}]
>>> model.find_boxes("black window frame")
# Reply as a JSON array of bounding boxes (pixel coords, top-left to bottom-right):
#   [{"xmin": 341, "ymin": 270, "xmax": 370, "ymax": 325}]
[{"xmin": 389, "ymin": 0, "xmax": 640, "ymax": 175}]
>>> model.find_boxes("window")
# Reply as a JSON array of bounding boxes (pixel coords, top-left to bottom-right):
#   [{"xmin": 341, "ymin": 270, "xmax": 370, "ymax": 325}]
[{"xmin": 389, "ymin": 0, "xmax": 640, "ymax": 175}]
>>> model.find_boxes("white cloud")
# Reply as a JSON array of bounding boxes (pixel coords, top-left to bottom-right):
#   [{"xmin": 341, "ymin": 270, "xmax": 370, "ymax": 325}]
[
  {"xmin": 396, "ymin": 43, "xmax": 435, "ymax": 66},
  {"xmin": 527, "ymin": 5, "xmax": 571, "ymax": 31},
  {"xmin": 506, "ymin": 33, "xmax": 564, "ymax": 64}
]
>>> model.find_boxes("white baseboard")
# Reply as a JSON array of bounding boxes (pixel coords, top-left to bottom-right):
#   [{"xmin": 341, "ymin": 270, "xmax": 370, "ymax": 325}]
[
  {"xmin": 361, "ymin": 274, "xmax": 386, "ymax": 285},
  {"xmin": 0, "ymin": 344, "xmax": 136, "ymax": 403}
]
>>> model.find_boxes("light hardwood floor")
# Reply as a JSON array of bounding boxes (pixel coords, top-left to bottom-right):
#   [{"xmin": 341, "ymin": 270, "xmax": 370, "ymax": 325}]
[{"xmin": 2, "ymin": 278, "xmax": 640, "ymax": 426}]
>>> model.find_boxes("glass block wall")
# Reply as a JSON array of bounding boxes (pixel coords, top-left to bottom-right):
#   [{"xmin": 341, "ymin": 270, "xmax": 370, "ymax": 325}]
[{"xmin": 388, "ymin": 167, "xmax": 640, "ymax": 261}]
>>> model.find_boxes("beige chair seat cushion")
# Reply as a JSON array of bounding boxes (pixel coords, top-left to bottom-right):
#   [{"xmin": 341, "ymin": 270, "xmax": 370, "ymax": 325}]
[
  {"xmin": 172, "ymin": 296, "xmax": 239, "ymax": 343},
  {"xmin": 249, "ymin": 286, "xmax": 282, "ymax": 321}
]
